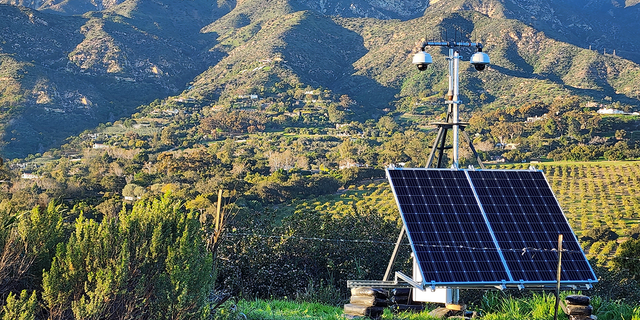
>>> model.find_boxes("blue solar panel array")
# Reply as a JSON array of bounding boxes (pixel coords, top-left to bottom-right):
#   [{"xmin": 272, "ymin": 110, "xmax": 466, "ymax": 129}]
[{"xmin": 387, "ymin": 168, "xmax": 597, "ymax": 288}]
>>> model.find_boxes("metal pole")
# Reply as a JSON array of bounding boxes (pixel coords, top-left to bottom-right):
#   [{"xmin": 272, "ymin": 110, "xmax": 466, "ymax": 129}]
[
  {"xmin": 383, "ymin": 227, "xmax": 406, "ymax": 281},
  {"xmin": 452, "ymin": 50, "xmax": 460, "ymax": 168},
  {"xmin": 554, "ymin": 234, "xmax": 563, "ymax": 320},
  {"xmin": 447, "ymin": 49, "xmax": 454, "ymax": 101},
  {"xmin": 215, "ymin": 189, "xmax": 223, "ymax": 231}
]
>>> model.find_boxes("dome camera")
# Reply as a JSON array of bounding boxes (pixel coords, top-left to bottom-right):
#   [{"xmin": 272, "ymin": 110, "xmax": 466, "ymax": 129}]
[
  {"xmin": 412, "ymin": 50, "xmax": 432, "ymax": 71},
  {"xmin": 470, "ymin": 51, "xmax": 490, "ymax": 71}
]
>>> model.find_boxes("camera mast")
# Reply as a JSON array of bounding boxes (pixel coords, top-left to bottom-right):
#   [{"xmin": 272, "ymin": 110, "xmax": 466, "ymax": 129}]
[{"xmin": 412, "ymin": 41, "xmax": 489, "ymax": 168}]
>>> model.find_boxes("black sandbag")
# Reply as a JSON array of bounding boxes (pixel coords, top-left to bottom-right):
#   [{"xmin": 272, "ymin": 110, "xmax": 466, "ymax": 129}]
[
  {"xmin": 565, "ymin": 295, "xmax": 591, "ymax": 306},
  {"xmin": 390, "ymin": 295, "xmax": 409, "ymax": 304},
  {"xmin": 391, "ymin": 288, "xmax": 411, "ymax": 296},
  {"xmin": 566, "ymin": 304, "xmax": 593, "ymax": 316}
]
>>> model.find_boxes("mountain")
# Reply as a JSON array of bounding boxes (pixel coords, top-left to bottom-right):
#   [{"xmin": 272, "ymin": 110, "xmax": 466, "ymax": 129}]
[
  {"xmin": 419, "ymin": 0, "xmax": 640, "ymax": 63},
  {"xmin": 0, "ymin": 0, "xmax": 124, "ymax": 14},
  {"xmin": 2, "ymin": 0, "xmax": 640, "ymax": 157},
  {"xmin": 0, "ymin": 1, "xmax": 228, "ymax": 156},
  {"xmin": 190, "ymin": 1, "xmax": 640, "ymax": 111}
]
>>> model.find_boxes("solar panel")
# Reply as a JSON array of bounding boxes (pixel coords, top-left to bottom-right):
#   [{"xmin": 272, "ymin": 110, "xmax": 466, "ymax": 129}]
[{"xmin": 387, "ymin": 168, "xmax": 597, "ymax": 288}]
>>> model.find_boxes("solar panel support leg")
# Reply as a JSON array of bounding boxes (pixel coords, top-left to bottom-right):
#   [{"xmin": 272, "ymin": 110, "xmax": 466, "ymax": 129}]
[
  {"xmin": 383, "ymin": 227, "xmax": 405, "ymax": 281},
  {"xmin": 452, "ymin": 288, "xmax": 460, "ymax": 304}
]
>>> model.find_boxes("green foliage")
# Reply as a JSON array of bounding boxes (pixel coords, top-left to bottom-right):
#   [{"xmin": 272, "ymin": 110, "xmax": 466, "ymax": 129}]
[
  {"xmin": 248, "ymin": 173, "xmax": 341, "ymax": 204},
  {"xmin": 589, "ymin": 261, "xmax": 640, "ymax": 304},
  {"xmin": 591, "ymin": 295, "xmax": 640, "ymax": 320},
  {"xmin": 480, "ymin": 292, "xmax": 559, "ymax": 320},
  {"xmin": 2, "ymin": 290, "xmax": 38, "ymax": 320},
  {"xmin": 42, "ymin": 195, "xmax": 213, "ymax": 320},
  {"xmin": 200, "ymin": 110, "xmax": 267, "ymax": 137},
  {"xmin": 294, "ymin": 280, "xmax": 344, "ymax": 306},
  {"xmin": 0, "ymin": 202, "xmax": 65, "ymax": 312},
  {"xmin": 614, "ymin": 239, "xmax": 640, "ymax": 281},
  {"xmin": 218, "ymin": 203, "xmax": 401, "ymax": 299},
  {"xmin": 238, "ymin": 299, "xmax": 345, "ymax": 320},
  {"xmin": 583, "ymin": 226, "xmax": 619, "ymax": 243}
]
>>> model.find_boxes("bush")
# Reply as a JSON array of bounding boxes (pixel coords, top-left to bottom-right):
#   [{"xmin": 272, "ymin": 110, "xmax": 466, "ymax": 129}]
[
  {"xmin": 217, "ymin": 204, "xmax": 403, "ymax": 299},
  {"xmin": 2, "ymin": 290, "xmax": 38, "ymax": 320},
  {"xmin": 582, "ymin": 226, "xmax": 618, "ymax": 243},
  {"xmin": 590, "ymin": 262, "xmax": 640, "ymax": 304},
  {"xmin": 42, "ymin": 195, "xmax": 213, "ymax": 320},
  {"xmin": 613, "ymin": 239, "xmax": 640, "ymax": 281},
  {"xmin": 0, "ymin": 202, "xmax": 65, "ymax": 312}
]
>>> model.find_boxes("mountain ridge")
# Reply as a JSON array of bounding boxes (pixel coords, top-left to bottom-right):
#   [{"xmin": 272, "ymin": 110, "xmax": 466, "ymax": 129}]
[{"xmin": 2, "ymin": 0, "xmax": 640, "ymax": 157}]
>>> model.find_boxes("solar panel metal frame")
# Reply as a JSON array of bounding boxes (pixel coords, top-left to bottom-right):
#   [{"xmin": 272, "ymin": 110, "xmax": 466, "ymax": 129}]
[{"xmin": 387, "ymin": 167, "xmax": 597, "ymax": 289}]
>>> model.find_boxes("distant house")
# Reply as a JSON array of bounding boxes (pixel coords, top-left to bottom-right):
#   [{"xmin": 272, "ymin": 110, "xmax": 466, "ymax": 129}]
[
  {"xmin": 339, "ymin": 160, "xmax": 366, "ymax": 169},
  {"xmin": 597, "ymin": 108, "xmax": 640, "ymax": 116},
  {"xmin": 44, "ymin": 107, "xmax": 65, "ymax": 113},
  {"xmin": 597, "ymin": 108, "xmax": 625, "ymax": 115},
  {"xmin": 526, "ymin": 115, "xmax": 546, "ymax": 123},
  {"xmin": 237, "ymin": 95, "xmax": 259, "ymax": 100},
  {"xmin": 92, "ymin": 143, "xmax": 108, "ymax": 149},
  {"xmin": 21, "ymin": 173, "xmax": 39, "ymax": 180}
]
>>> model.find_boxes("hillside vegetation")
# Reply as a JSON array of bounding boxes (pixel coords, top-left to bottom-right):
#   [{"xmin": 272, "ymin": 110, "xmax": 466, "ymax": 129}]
[{"xmin": 3, "ymin": 0, "xmax": 640, "ymax": 157}]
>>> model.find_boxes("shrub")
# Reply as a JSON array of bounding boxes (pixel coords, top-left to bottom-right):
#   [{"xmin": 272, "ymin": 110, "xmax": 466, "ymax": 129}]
[{"xmin": 42, "ymin": 195, "xmax": 213, "ymax": 320}]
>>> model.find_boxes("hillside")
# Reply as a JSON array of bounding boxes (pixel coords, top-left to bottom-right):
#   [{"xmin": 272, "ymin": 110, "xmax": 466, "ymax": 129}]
[
  {"xmin": 0, "ymin": 3, "xmax": 223, "ymax": 157},
  {"xmin": 1, "ymin": 0, "xmax": 640, "ymax": 159}
]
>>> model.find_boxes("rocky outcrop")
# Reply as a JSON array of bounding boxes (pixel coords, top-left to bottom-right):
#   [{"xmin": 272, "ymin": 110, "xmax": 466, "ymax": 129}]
[{"xmin": 294, "ymin": 0, "xmax": 429, "ymax": 20}]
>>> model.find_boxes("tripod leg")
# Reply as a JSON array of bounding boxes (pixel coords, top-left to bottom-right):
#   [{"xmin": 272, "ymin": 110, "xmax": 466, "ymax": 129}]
[
  {"xmin": 436, "ymin": 128, "xmax": 449, "ymax": 168},
  {"xmin": 426, "ymin": 127, "xmax": 445, "ymax": 168},
  {"xmin": 462, "ymin": 130, "xmax": 485, "ymax": 169}
]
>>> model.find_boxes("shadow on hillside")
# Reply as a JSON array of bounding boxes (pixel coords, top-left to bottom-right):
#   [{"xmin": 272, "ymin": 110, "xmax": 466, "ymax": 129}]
[{"xmin": 280, "ymin": 11, "xmax": 399, "ymax": 116}]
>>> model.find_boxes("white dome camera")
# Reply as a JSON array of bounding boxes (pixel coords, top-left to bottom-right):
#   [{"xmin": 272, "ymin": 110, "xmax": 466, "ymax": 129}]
[
  {"xmin": 470, "ymin": 49, "xmax": 490, "ymax": 71},
  {"xmin": 412, "ymin": 50, "xmax": 432, "ymax": 71}
]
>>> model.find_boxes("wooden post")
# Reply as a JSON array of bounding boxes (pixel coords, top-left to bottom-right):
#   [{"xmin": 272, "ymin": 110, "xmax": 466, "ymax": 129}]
[
  {"xmin": 554, "ymin": 234, "xmax": 563, "ymax": 320},
  {"xmin": 215, "ymin": 189, "xmax": 223, "ymax": 231}
]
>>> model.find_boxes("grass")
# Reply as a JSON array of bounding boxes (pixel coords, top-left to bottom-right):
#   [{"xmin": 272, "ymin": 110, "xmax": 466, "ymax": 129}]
[
  {"xmin": 224, "ymin": 293, "xmax": 640, "ymax": 320},
  {"xmin": 237, "ymin": 299, "xmax": 345, "ymax": 320},
  {"xmin": 235, "ymin": 299, "xmax": 443, "ymax": 319}
]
